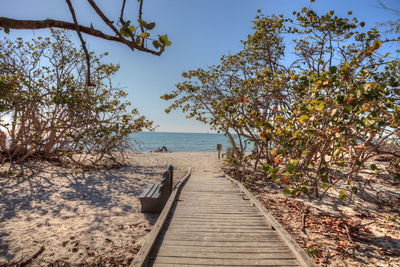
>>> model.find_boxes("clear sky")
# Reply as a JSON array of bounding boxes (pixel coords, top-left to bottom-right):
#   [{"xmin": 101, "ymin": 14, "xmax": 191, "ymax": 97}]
[{"xmin": 1, "ymin": 0, "xmax": 399, "ymax": 132}]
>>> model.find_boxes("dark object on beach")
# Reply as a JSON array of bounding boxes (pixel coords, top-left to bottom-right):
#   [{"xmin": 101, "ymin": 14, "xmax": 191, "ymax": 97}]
[
  {"xmin": 216, "ymin": 144, "xmax": 222, "ymax": 159},
  {"xmin": 154, "ymin": 146, "xmax": 169, "ymax": 152},
  {"xmin": 139, "ymin": 165, "xmax": 173, "ymax": 213}
]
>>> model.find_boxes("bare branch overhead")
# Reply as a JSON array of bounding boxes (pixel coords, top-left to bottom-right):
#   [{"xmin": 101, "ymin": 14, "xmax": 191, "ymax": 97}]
[{"xmin": 0, "ymin": 0, "xmax": 167, "ymax": 56}]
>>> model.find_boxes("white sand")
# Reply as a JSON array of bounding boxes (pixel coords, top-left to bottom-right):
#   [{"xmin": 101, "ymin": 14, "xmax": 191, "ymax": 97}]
[{"xmin": 0, "ymin": 152, "xmax": 219, "ymax": 265}]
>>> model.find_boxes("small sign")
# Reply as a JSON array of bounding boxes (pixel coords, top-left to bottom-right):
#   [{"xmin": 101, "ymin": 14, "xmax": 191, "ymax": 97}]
[{"xmin": 216, "ymin": 144, "xmax": 222, "ymax": 159}]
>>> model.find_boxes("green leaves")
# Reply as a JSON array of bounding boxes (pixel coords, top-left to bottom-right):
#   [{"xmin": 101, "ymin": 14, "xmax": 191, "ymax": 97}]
[
  {"xmin": 370, "ymin": 164, "xmax": 379, "ymax": 174},
  {"xmin": 286, "ymin": 163, "xmax": 296, "ymax": 174},
  {"xmin": 152, "ymin": 40, "xmax": 160, "ymax": 49},
  {"xmin": 146, "ymin": 22, "xmax": 156, "ymax": 30},
  {"xmin": 119, "ymin": 18, "xmax": 165, "ymax": 51},
  {"xmin": 351, "ymin": 187, "xmax": 358, "ymax": 194},
  {"xmin": 140, "ymin": 32, "xmax": 150, "ymax": 38},
  {"xmin": 2, "ymin": 25, "xmax": 10, "ymax": 34},
  {"xmin": 120, "ymin": 20, "xmax": 135, "ymax": 37},
  {"xmin": 159, "ymin": 35, "xmax": 172, "ymax": 46},
  {"xmin": 298, "ymin": 115, "xmax": 309, "ymax": 123},
  {"xmin": 137, "ymin": 19, "xmax": 156, "ymax": 30},
  {"xmin": 339, "ymin": 190, "xmax": 347, "ymax": 201}
]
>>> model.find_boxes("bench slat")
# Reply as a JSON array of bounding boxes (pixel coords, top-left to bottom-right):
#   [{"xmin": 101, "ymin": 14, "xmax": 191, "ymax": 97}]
[
  {"xmin": 139, "ymin": 184, "xmax": 158, "ymax": 198},
  {"xmin": 139, "ymin": 184, "xmax": 154, "ymax": 198},
  {"xmin": 152, "ymin": 187, "xmax": 161, "ymax": 198},
  {"xmin": 147, "ymin": 184, "xmax": 160, "ymax": 198}
]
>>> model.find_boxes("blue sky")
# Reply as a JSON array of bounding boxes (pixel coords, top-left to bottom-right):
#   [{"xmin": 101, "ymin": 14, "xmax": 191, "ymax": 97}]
[{"xmin": 1, "ymin": 0, "xmax": 399, "ymax": 132}]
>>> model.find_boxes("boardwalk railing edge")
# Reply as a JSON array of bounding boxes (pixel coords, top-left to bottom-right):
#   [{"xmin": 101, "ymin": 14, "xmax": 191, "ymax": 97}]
[
  {"xmin": 130, "ymin": 167, "xmax": 192, "ymax": 267},
  {"xmin": 223, "ymin": 172, "xmax": 317, "ymax": 267}
]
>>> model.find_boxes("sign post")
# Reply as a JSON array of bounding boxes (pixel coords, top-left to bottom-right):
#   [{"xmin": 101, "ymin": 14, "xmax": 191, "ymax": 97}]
[{"xmin": 216, "ymin": 144, "xmax": 222, "ymax": 159}]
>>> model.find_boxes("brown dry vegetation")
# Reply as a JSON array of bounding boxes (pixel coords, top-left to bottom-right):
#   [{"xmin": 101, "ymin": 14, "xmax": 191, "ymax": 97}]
[{"xmin": 224, "ymin": 157, "xmax": 400, "ymax": 266}]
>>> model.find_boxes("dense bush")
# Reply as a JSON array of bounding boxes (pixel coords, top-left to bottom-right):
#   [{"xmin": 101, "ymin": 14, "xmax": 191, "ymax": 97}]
[
  {"xmin": 163, "ymin": 7, "xmax": 400, "ymax": 198},
  {"xmin": 0, "ymin": 29, "xmax": 153, "ymax": 166}
]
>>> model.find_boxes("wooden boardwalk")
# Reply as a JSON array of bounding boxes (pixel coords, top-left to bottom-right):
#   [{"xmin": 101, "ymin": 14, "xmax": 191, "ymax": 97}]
[{"xmin": 148, "ymin": 172, "xmax": 305, "ymax": 266}]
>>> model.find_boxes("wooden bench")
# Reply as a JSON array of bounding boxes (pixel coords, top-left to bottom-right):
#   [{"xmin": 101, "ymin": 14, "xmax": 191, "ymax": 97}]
[{"xmin": 139, "ymin": 165, "xmax": 173, "ymax": 213}]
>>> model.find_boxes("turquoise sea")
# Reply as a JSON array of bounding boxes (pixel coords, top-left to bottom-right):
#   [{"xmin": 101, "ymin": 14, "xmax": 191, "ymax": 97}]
[{"xmin": 130, "ymin": 132, "xmax": 248, "ymax": 152}]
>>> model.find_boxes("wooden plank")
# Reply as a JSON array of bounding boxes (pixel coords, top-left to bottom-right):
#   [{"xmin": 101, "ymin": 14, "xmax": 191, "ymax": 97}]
[
  {"xmin": 181, "ymin": 193, "xmax": 241, "ymax": 196},
  {"xmin": 176, "ymin": 205, "xmax": 254, "ymax": 209},
  {"xmin": 169, "ymin": 216, "xmax": 267, "ymax": 221},
  {"xmin": 157, "ymin": 245, "xmax": 291, "ymax": 253},
  {"xmin": 166, "ymin": 228, "xmax": 274, "ymax": 233},
  {"xmin": 173, "ymin": 210, "xmax": 261, "ymax": 215},
  {"xmin": 170, "ymin": 219, "xmax": 267, "ymax": 223},
  {"xmin": 172, "ymin": 215, "xmax": 263, "ymax": 219},
  {"xmin": 168, "ymin": 224, "xmax": 271, "ymax": 229},
  {"xmin": 138, "ymin": 184, "xmax": 155, "ymax": 198},
  {"xmin": 171, "ymin": 210, "xmax": 263, "ymax": 215},
  {"xmin": 161, "ymin": 240, "xmax": 288, "ymax": 247},
  {"xmin": 174, "ymin": 206, "xmax": 259, "ymax": 211},
  {"xmin": 168, "ymin": 219, "xmax": 266, "ymax": 224},
  {"xmin": 180, "ymin": 191, "xmax": 241, "ymax": 193},
  {"xmin": 176, "ymin": 202, "xmax": 250, "ymax": 205},
  {"xmin": 166, "ymin": 224, "xmax": 270, "ymax": 229},
  {"xmin": 177, "ymin": 203, "xmax": 253, "ymax": 206},
  {"xmin": 171, "ymin": 214, "xmax": 264, "ymax": 219},
  {"xmin": 147, "ymin": 183, "xmax": 159, "ymax": 198},
  {"xmin": 173, "ymin": 211, "xmax": 261, "ymax": 216},
  {"xmin": 177, "ymin": 198, "xmax": 248, "ymax": 202},
  {"xmin": 152, "ymin": 256, "xmax": 299, "ymax": 266},
  {"xmin": 178, "ymin": 197, "xmax": 246, "ymax": 201},
  {"xmin": 156, "ymin": 250, "xmax": 295, "ymax": 260},
  {"xmin": 162, "ymin": 235, "xmax": 282, "ymax": 242},
  {"xmin": 174, "ymin": 205, "xmax": 258, "ymax": 210},
  {"xmin": 171, "ymin": 218, "xmax": 269, "ymax": 226},
  {"xmin": 130, "ymin": 168, "xmax": 192, "ymax": 267},
  {"xmin": 164, "ymin": 231, "xmax": 280, "ymax": 238}
]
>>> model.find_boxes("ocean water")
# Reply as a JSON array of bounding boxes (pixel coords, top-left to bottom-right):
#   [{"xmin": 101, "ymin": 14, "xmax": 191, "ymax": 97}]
[{"xmin": 130, "ymin": 132, "xmax": 247, "ymax": 152}]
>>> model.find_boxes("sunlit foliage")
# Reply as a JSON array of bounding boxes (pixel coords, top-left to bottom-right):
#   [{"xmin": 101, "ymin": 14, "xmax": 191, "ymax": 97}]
[{"xmin": 162, "ymin": 7, "xmax": 400, "ymax": 198}]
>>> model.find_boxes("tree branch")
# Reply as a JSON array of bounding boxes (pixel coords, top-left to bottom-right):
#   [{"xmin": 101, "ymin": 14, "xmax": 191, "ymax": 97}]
[
  {"xmin": 120, "ymin": 0, "xmax": 127, "ymax": 24},
  {"xmin": 138, "ymin": 0, "xmax": 145, "ymax": 33},
  {"xmin": 65, "ymin": 0, "xmax": 94, "ymax": 86},
  {"xmin": 0, "ymin": 17, "xmax": 161, "ymax": 56},
  {"xmin": 87, "ymin": 0, "xmax": 126, "ymax": 41}
]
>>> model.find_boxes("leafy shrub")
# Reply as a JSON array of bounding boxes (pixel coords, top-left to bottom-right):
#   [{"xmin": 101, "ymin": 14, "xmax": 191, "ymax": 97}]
[{"xmin": 0, "ymin": 29, "xmax": 153, "ymax": 166}]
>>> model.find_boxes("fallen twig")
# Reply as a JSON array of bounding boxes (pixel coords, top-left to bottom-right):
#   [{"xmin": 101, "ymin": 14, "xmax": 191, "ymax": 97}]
[
  {"xmin": 302, "ymin": 207, "xmax": 309, "ymax": 234},
  {"xmin": 343, "ymin": 224, "xmax": 353, "ymax": 243},
  {"xmin": 20, "ymin": 246, "xmax": 45, "ymax": 267}
]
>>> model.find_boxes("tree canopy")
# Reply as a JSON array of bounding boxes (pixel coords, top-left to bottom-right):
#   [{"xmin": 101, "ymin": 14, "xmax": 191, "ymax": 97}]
[{"xmin": 162, "ymin": 7, "xmax": 400, "ymax": 199}]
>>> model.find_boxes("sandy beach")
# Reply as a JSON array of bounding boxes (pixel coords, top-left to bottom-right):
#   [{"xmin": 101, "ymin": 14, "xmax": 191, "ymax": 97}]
[{"xmin": 0, "ymin": 152, "xmax": 219, "ymax": 266}]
